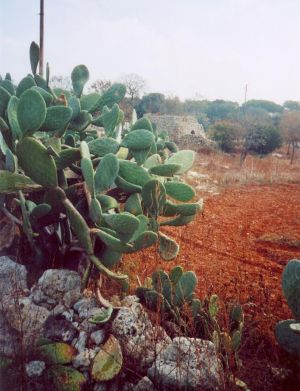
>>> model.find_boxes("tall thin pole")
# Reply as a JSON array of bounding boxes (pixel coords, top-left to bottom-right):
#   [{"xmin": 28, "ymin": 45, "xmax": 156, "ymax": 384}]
[
  {"xmin": 39, "ymin": 0, "xmax": 44, "ymax": 76},
  {"xmin": 244, "ymin": 83, "xmax": 248, "ymax": 104}
]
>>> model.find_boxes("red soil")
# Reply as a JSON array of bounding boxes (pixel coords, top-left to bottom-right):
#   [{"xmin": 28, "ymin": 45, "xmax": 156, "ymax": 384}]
[{"xmin": 122, "ymin": 182, "xmax": 300, "ymax": 390}]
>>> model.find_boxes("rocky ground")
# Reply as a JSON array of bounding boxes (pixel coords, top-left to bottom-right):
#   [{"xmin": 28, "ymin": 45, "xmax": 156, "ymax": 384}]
[{"xmin": 0, "ymin": 257, "xmax": 224, "ymax": 391}]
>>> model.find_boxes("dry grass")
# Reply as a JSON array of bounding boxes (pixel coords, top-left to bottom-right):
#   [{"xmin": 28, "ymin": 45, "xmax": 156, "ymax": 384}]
[{"xmin": 184, "ymin": 148, "xmax": 300, "ymax": 197}]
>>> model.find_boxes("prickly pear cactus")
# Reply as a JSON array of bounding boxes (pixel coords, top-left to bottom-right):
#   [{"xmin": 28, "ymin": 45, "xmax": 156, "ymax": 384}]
[
  {"xmin": 136, "ymin": 266, "xmax": 197, "ymax": 323},
  {"xmin": 0, "ymin": 41, "xmax": 202, "ymax": 294},
  {"xmin": 275, "ymin": 259, "xmax": 300, "ymax": 358}
]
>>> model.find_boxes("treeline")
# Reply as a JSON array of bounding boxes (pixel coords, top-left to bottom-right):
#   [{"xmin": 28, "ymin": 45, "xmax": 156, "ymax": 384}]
[
  {"xmin": 134, "ymin": 94, "xmax": 300, "ymax": 163},
  {"xmin": 50, "ymin": 75, "xmax": 300, "ymax": 162}
]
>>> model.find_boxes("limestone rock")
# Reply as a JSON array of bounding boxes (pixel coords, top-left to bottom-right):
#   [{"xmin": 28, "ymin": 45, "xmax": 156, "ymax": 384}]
[
  {"xmin": 72, "ymin": 331, "xmax": 88, "ymax": 352},
  {"xmin": 0, "ymin": 256, "xmax": 27, "ymax": 298},
  {"xmin": 25, "ymin": 361, "xmax": 46, "ymax": 377},
  {"xmin": 5, "ymin": 296, "xmax": 49, "ymax": 332},
  {"xmin": 112, "ymin": 303, "xmax": 171, "ymax": 369},
  {"xmin": 134, "ymin": 376, "xmax": 158, "ymax": 391},
  {"xmin": 30, "ymin": 269, "xmax": 81, "ymax": 310},
  {"xmin": 0, "ymin": 258, "xmax": 42, "ymax": 355},
  {"xmin": 72, "ymin": 348, "xmax": 97, "ymax": 369},
  {"xmin": 73, "ymin": 297, "xmax": 98, "ymax": 314},
  {"xmin": 90, "ymin": 329, "xmax": 106, "ymax": 345},
  {"xmin": 79, "ymin": 318, "xmax": 98, "ymax": 333},
  {"xmin": 148, "ymin": 337, "xmax": 224, "ymax": 390}
]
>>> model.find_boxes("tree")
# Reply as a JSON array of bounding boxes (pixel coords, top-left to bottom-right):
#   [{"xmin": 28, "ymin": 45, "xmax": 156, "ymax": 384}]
[
  {"xmin": 119, "ymin": 73, "xmax": 146, "ymax": 105},
  {"xmin": 165, "ymin": 96, "xmax": 184, "ymax": 115},
  {"xmin": 135, "ymin": 93, "xmax": 166, "ymax": 117},
  {"xmin": 280, "ymin": 111, "xmax": 300, "ymax": 163},
  {"xmin": 239, "ymin": 125, "xmax": 282, "ymax": 164},
  {"xmin": 205, "ymin": 100, "xmax": 239, "ymax": 122},
  {"xmin": 183, "ymin": 99, "xmax": 210, "ymax": 116},
  {"xmin": 283, "ymin": 100, "xmax": 300, "ymax": 111},
  {"xmin": 89, "ymin": 79, "xmax": 112, "ymax": 94},
  {"xmin": 208, "ymin": 120, "xmax": 243, "ymax": 153},
  {"xmin": 242, "ymin": 99, "xmax": 283, "ymax": 114}
]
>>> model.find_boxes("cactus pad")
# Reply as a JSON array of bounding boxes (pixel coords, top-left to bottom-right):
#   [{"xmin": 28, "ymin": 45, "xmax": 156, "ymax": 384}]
[
  {"xmin": 71, "ymin": 64, "xmax": 89, "ymax": 97},
  {"xmin": 164, "ymin": 181, "xmax": 195, "ymax": 202},
  {"xmin": 95, "ymin": 153, "xmax": 119, "ymax": 192},
  {"xmin": 17, "ymin": 89, "xmax": 46, "ymax": 135},
  {"xmin": 166, "ymin": 150, "xmax": 195, "ymax": 173},
  {"xmin": 16, "ymin": 137, "xmax": 58, "ymax": 188},
  {"xmin": 141, "ymin": 179, "xmax": 166, "ymax": 217}
]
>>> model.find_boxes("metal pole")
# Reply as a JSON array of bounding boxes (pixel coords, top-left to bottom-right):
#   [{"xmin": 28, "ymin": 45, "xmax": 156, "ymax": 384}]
[{"xmin": 39, "ymin": 0, "xmax": 44, "ymax": 76}]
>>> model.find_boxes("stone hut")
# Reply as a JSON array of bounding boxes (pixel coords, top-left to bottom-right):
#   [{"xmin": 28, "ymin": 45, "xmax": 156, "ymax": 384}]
[{"xmin": 144, "ymin": 113, "xmax": 214, "ymax": 151}]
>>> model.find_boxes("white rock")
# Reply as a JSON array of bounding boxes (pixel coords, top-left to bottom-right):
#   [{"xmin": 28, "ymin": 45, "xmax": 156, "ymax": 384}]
[
  {"xmin": 62, "ymin": 309, "xmax": 74, "ymax": 322},
  {"xmin": 73, "ymin": 297, "xmax": 98, "ymax": 313},
  {"xmin": 134, "ymin": 376, "xmax": 157, "ymax": 391},
  {"xmin": 147, "ymin": 337, "xmax": 224, "ymax": 390},
  {"xmin": 30, "ymin": 269, "xmax": 81, "ymax": 309},
  {"xmin": 112, "ymin": 303, "xmax": 171, "ymax": 369},
  {"xmin": 25, "ymin": 360, "xmax": 45, "ymax": 377},
  {"xmin": 79, "ymin": 319, "xmax": 98, "ymax": 333},
  {"xmin": 0, "ymin": 256, "xmax": 27, "ymax": 299},
  {"xmin": 90, "ymin": 329, "xmax": 106, "ymax": 345},
  {"xmin": 72, "ymin": 330, "xmax": 88, "ymax": 352},
  {"xmin": 72, "ymin": 348, "xmax": 96, "ymax": 369},
  {"xmin": 5, "ymin": 296, "xmax": 50, "ymax": 333}
]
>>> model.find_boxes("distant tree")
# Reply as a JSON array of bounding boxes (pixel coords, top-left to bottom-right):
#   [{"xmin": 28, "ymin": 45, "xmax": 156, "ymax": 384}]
[
  {"xmin": 240, "ymin": 125, "xmax": 282, "ymax": 164},
  {"xmin": 50, "ymin": 75, "xmax": 72, "ymax": 91},
  {"xmin": 119, "ymin": 73, "xmax": 146, "ymax": 105},
  {"xmin": 183, "ymin": 99, "xmax": 210, "ymax": 116},
  {"xmin": 280, "ymin": 111, "xmax": 300, "ymax": 163},
  {"xmin": 165, "ymin": 96, "xmax": 184, "ymax": 115},
  {"xmin": 242, "ymin": 99, "xmax": 283, "ymax": 114},
  {"xmin": 205, "ymin": 100, "xmax": 239, "ymax": 122},
  {"xmin": 136, "ymin": 93, "xmax": 166, "ymax": 117},
  {"xmin": 89, "ymin": 79, "xmax": 112, "ymax": 94},
  {"xmin": 238, "ymin": 107, "xmax": 272, "ymax": 126},
  {"xmin": 283, "ymin": 100, "xmax": 300, "ymax": 111},
  {"xmin": 208, "ymin": 120, "xmax": 243, "ymax": 152}
]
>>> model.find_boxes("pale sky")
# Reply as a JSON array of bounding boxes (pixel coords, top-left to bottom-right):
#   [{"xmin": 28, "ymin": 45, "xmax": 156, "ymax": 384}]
[{"xmin": 1, "ymin": 0, "xmax": 300, "ymax": 103}]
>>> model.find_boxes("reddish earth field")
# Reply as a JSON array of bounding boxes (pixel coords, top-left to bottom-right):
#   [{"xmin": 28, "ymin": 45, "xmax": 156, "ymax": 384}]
[{"xmin": 120, "ymin": 153, "xmax": 300, "ymax": 391}]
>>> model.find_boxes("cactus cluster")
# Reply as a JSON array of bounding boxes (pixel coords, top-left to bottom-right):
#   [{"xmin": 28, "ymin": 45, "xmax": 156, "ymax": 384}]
[
  {"xmin": 0, "ymin": 42, "xmax": 202, "ymax": 291},
  {"xmin": 275, "ymin": 259, "xmax": 300, "ymax": 358},
  {"xmin": 136, "ymin": 266, "xmax": 197, "ymax": 322},
  {"xmin": 136, "ymin": 266, "xmax": 244, "ymax": 366}
]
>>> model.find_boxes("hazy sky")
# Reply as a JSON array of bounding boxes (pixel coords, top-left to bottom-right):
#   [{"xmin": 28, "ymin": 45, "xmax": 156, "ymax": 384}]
[{"xmin": 1, "ymin": 0, "xmax": 300, "ymax": 103}]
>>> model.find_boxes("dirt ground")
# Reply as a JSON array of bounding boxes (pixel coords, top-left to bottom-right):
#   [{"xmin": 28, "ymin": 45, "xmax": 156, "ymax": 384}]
[{"xmin": 121, "ymin": 151, "xmax": 300, "ymax": 390}]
